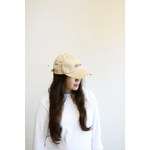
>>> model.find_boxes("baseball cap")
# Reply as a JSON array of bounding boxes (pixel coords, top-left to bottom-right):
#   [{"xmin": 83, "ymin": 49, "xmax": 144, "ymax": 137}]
[{"xmin": 51, "ymin": 53, "xmax": 92, "ymax": 79}]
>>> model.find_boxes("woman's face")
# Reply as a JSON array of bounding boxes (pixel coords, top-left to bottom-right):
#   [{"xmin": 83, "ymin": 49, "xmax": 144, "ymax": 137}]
[{"xmin": 64, "ymin": 76, "xmax": 81, "ymax": 94}]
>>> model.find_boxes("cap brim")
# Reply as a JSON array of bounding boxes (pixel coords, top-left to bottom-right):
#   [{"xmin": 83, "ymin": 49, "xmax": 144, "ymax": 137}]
[{"xmin": 65, "ymin": 69, "xmax": 92, "ymax": 79}]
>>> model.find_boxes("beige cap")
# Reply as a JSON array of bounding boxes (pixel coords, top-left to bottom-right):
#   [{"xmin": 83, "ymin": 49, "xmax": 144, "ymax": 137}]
[{"xmin": 51, "ymin": 53, "xmax": 91, "ymax": 79}]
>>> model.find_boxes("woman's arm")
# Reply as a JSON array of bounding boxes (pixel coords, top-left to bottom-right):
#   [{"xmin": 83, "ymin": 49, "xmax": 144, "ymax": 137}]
[
  {"xmin": 91, "ymin": 91, "xmax": 104, "ymax": 150},
  {"xmin": 33, "ymin": 101, "xmax": 49, "ymax": 150}
]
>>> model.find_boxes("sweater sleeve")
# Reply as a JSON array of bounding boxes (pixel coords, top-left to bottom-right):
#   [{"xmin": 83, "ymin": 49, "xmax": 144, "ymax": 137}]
[
  {"xmin": 91, "ymin": 91, "xmax": 104, "ymax": 150},
  {"xmin": 33, "ymin": 101, "xmax": 49, "ymax": 150}
]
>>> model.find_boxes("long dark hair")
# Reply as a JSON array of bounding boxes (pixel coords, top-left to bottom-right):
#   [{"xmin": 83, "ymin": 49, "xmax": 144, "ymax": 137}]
[{"xmin": 48, "ymin": 74, "xmax": 92, "ymax": 144}]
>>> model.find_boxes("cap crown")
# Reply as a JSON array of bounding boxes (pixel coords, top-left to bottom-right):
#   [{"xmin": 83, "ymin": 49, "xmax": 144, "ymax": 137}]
[{"xmin": 53, "ymin": 53, "xmax": 82, "ymax": 74}]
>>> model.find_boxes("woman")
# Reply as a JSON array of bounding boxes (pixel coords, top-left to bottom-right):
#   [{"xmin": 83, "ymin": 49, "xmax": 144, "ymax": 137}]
[{"xmin": 33, "ymin": 53, "xmax": 104, "ymax": 150}]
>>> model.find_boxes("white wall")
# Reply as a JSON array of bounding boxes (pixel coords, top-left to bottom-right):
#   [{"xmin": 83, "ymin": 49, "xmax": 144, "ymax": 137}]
[{"xmin": 26, "ymin": 0, "xmax": 124, "ymax": 150}]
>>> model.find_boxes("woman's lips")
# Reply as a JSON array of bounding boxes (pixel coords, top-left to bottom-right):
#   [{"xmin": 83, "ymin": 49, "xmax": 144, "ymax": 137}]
[{"xmin": 74, "ymin": 84, "xmax": 79, "ymax": 87}]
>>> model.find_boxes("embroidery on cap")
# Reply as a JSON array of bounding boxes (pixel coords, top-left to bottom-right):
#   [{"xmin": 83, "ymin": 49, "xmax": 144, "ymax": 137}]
[{"xmin": 75, "ymin": 63, "xmax": 81, "ymax": 68}]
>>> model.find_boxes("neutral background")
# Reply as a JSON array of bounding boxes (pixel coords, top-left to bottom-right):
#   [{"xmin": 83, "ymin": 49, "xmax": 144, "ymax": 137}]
[{"xmin": 26, "ymin": 0, "xmax": 124, "ymax": 150}]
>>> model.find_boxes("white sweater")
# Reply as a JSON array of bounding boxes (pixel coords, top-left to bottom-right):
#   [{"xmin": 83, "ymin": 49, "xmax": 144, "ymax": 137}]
[{"xmin": 33, "ymin": 88, "xmax": 104, "ymax": 150}]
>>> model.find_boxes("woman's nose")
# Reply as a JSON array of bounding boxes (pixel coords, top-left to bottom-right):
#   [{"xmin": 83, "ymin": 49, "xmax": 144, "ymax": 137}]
[{"xmin": 75, "ymin": 78, "xmax": 80, "ymax": 82}]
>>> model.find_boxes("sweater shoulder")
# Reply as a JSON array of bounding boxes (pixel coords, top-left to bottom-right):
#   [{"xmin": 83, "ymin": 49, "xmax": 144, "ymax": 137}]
[
  {"xmin": 82, "ymin": 88, "xmax": 95, "ymax": 99},
  {"xmin": 82, "ymin": 88, "xmax": 96, "ymax": 106},
  {"xmin": 40, "ymin": 93, "xmax": 49, "ymax": 111}
]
